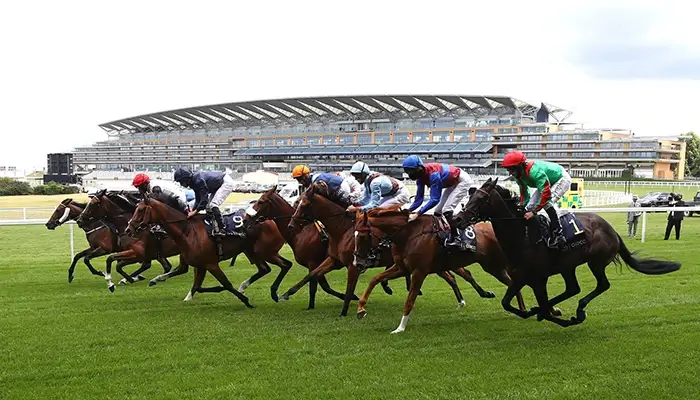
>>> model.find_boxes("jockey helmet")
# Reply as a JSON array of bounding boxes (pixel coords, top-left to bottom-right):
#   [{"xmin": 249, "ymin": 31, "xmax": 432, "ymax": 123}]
[
  {"xmin": 132, "ymin": 173, "xmax": 150, "ymax": 188},
  {"xmin": 502, "ymin": 151, "xmax": 527, "ymax": 168},
  {"xmin": 401, "ymin": 155, "xmax": 424, "ymax": 169},
  {"xmin": 350, "ymin": 161, "xmax": 370, "ymax": 175},
  {"xmin": 173, "ymin": 167, "xmax": 193, "ymax": 183},
  {"xmin": 292, "ymin": 165, "xmax": 311, "ymax": 178}
]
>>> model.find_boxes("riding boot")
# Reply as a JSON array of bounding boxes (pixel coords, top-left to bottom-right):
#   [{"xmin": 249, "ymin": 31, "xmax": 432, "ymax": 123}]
[
  {"xmin": 544, "ymin": 206, "xmax": 565, "ymax": 248},
  {"xmin": 443, "ymin": 212, "xmax": 463, "ymax": 249},
  {"xmin": 210, "ymin": 207, "xmax": 227, "ymax": 237}
]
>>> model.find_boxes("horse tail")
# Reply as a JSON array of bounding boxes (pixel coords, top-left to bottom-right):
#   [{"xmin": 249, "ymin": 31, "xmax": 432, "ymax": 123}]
[{"xmin": 615, "ymin": 233, "xmax": 681, "ymax": 275}]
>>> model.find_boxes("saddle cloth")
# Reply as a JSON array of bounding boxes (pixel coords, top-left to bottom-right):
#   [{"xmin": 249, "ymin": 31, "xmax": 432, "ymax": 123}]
[{"xmin": 433, "ymin": 216, "xmax": 477, "ymax": 252}]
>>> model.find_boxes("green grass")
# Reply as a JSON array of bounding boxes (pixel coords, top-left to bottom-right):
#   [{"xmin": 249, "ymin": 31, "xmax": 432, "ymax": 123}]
[{"xmin": 1, "ymin": 206, "xmax": 699, "ymax": 399}]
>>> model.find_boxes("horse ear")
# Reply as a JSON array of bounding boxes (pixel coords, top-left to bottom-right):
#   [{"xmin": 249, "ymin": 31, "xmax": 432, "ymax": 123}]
[
  {"xmin": 485, "ymin": 178, "xmax": 492, "ymax": 184},
  {"xmin": 493, "ymin": 177, "xmax": 499, "ymax": 185},
  {"xmin": 61, "ymin": 198, "xmax": 72, "ymax": 205}
]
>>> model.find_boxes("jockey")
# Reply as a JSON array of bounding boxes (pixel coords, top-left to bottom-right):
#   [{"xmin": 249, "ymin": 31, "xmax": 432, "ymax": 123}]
[
  {"xmin": 403, "ymin": 155, "xmax": 474, "ymax": 249},
  {"xmin": 173, "ymin": 167, "xmax": 235, "ymax": 237},
  {"xmin": 132, "ymin": 173, "xmax": 189, "ymax": 212},
  {"xmin": 291, "ymin": 164, "xmax": 359, "ymax": 207},
  {"xmin": 501, "ymin": 150, "xmax": 572, "ymax": 248},
  {"xmin": 346, "ymin": 161, "xmax": 410, "ymax": 212}
]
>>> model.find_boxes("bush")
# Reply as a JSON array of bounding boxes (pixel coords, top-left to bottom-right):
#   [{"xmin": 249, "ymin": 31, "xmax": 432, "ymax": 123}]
[
  {"xmin": 32, "ymin": 181, "xmax": 80, "ymax": 195},
  {"xmin": 0, "ymin": 177, "xmax": 33, "ymax": 196}
]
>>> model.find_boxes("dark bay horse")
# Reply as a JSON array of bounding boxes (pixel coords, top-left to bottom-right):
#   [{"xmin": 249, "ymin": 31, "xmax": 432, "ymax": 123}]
[
  {"xmin": 77, "ymin": 190, "xmax": 178, "ymax": 292},
  {"xmin": 354, "ymin": 208, "xmax": 527, "ymax": 334},
  {"xmin": 459, "ymin": 178, "xmax": 681, "ymax": 327},
  {"xmin": 283, "ymin": 183, "xmax": 492, "ymax": 316},
  {"xmin": 125, "ymin": 194, "xmax": 290, "ymax": 307},
  {"xmin": 243, "ymin": 187, "xmax": 358, "ymax": 309},
  {"xmin": 46, "ymin": 198, "xmax": 118, "ymax": 282}
]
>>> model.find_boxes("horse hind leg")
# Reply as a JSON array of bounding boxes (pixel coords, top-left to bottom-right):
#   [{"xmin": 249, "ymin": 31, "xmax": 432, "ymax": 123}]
[
  {"xmin": 436, "ymin": 270, "xmax": 466, "ymax": 308},
  {"xmin": 205, "ymin": 264, "xmax": 254, "ymax": 308},
  {"xmin": 267, "ymin": 254, "xmax": 293, "ymax": 303},
  {"xmin": 572, "ymin": 262, "xmax": 611, "ymax": 324},
  {"xmin": 453, "ymin": 267, "xmax": 496, "ymax": 299},
  {"xmin": 120, "ymin": 261, "xmax": 152, "ymax": 285}
]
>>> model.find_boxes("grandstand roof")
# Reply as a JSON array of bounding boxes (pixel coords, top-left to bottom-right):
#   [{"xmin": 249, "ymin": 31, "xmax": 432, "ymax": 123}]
[{"xmin": 99, "ymin": 95, "xmax": 571, "ymax": 136}]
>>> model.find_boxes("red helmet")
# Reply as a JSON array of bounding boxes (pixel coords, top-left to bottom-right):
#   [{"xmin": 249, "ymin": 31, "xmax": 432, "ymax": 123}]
[
  {"xmin": 502, "ymin": 151, "xmax": 527, "ymax": 167},
  {"xmin": 132, "ymin": 173, "xmax": 150, "ymax": 187}
]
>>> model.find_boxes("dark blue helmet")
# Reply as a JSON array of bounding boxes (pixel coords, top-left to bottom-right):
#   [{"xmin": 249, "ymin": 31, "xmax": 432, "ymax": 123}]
[
  {"xmin": 173, "ymin": 167, "xmax": 193, "ymax": 183},
  {"xmin": 402, "ymin": 155, "xmax": 423, "ymax": 169}
]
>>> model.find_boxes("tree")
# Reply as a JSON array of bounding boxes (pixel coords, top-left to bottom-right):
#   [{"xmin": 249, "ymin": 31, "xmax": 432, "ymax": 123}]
[
  {"xmin": 679, "ymin": 132, "xmax": 700, "ymax": 177},
  {"xmin": 0, "ymin": 178, "xmax": 33, "ymax": 196}
]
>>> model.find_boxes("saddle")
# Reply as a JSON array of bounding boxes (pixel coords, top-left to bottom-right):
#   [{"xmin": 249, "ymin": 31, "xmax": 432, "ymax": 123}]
[
  {"xmin": 203, "ymin": 209, "xmax": 247, "ymax": 238},
  {"xmin": 534, "ymin": 210, "xmax": 587, "ymax": 252},
  {"xmin": 432, "ymin": 216, "xmax": 477, "ymax": 252}
]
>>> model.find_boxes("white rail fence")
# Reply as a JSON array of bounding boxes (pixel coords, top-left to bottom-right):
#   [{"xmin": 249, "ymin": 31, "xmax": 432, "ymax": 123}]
[{"xmin": 587, "ymin": 181, "xmax": 700, "ymax": 188}]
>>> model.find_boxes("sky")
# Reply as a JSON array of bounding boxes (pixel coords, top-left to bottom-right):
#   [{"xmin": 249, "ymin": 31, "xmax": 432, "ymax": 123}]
[{"xmin": 1, "ymin": 0, "xmax": 699, "ymax": 171}]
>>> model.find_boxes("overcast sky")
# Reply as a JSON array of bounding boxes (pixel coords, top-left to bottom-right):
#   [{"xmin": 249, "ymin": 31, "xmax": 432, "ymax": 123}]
[{"xmin": 1, "ymin": 0, "xmax": 699, "ymax": 171}]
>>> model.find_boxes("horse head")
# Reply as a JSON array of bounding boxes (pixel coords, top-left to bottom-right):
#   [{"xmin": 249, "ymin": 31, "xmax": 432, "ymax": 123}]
[
  {"xmin": 46, "ymin": 198, "xmax": 80, "ymax": 230},
  {"xmin": 244, "ymin": 185, "xmax": 281, "ymax": 224},
  {"xmin": 126, "ymin": 198, "xmax": 152, "ymax": 237},
  {"xmin": 287, "ymin": 183, "xmax": 318, "ymax": 232},
  {"xmin": 76, "ymin": 189, "xmax": 109, "ymax": 227}
]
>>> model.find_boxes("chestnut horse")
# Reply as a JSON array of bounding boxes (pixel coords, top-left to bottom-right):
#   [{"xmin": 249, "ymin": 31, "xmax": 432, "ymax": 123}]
[
  {"xmin": 354, "ymin": 208, "xmax": 532, "ymax": 333},
  {"xmin": 126, "ymin": 193, "xmax": 290, "ymax": 306},
  {"xmin": 459, "ymin": 178, "xmax": 681, "ymax": 327},
  {"xmin": 77, "ymin": 190, "xmax": 178, "ymax": 292},
  {"xmin": 243, "ymin": 187, "xmax": 359, "ymax": 309},
  {"xmin": 282, "ymin": 183, "xmax": 495, "ymax": 316}
]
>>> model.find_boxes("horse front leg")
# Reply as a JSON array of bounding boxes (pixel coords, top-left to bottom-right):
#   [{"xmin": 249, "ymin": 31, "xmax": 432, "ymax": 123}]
[
  {"xmin": 68, "ymin": 248, "xmax": 97, "ymax": 283},
  {"xmin": 279, "ymin": 256, "xmax": 338, "ymax": 302},
  {"xmin": 436, "ymin": 270, "xmax": 466, "ymax": 308},
  {"xmin": 358, "ymin": 263, "xmax": 406, "ymax": 319},
  {"xmin": 500, "ymin": 277, "xmax": 531, "ymax": 319}
]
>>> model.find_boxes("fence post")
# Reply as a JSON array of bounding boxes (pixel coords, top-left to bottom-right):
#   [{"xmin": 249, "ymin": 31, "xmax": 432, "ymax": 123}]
[
  {"xmin": 69, "ymin": 223, "xmax": 75, "ymax": 260},
  {"xmin": 23, "ymin": 208, "xmax": 27, "ymax": 220},
  {"xmin": 641, "ymin": 211, "xmax": 647, "ymax": 243}
]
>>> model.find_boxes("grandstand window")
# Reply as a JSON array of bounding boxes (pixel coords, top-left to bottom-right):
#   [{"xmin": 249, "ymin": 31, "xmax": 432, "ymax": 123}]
[
  {"xmin": 573, "ymin": 134, "xmax": 599, "ymax": 140},
  {"xmin": 393, "ymin": 132, "xmax": 410, "ymax": 144},
  {"xmin": 549, "ymin": 134, "xmax": 569, "ymax": 141},
  {"xmin": 339, "ymin": 135, "xmax": 353, "ymax": 145},
  {"xmin": 247, "ymin": 139, "xmax": 260, "ymax": 147},
  {"xmin": 290, "ymin": 137, "xmax": 304, "ymax": 146},
  {"xmin": 547, "ymin": 143, "xmax": 567, "ymax": 149},
  {"xmin": 600, "ymin": 152, "xmax": 624, "ymax": 158},
  {"xmin": 413, "ymin": 132, "xmax": 430, "ymax": 143},
  {"xmin": 356, "ymin": 134, "xmax": 372, "ymax": 144},
  {"xmin": 374, "ymin": 133, "xmax": 390, "ymax": 144},
  {"xmin": 275, "ymin": 138, "xmax": 288, "ymax": 146},
  {"xmin": 631, "ymin": 141, "xmax": 659, "ymax": 149},
  {"xmin": 521, "ymin": 135, "xmax": 542, "ymax": 141},
  {"xmin": 475, "ymin": 129, "xmax": 492, "ymax": 141},
  {"xmin": 262, "ymin": 138, "xmax": 274, "ymax": 147},
  {"xmin": 545, "ymin": 152, "xmax": 568, "ymax": 158},
  {"xmin": 498, "ymin": 127, "xmax": 518, "ymax": 133},
  {"xmin": 306, "ymin": 136, "xmax": 321, "ymax": 145},
  {"xmin": 572, "ymin": 153, "xmax": 594, "ymax": 158},
  {"xmin": 572, "ymin": 143, "xmax": 594, "ymax": 148},
  {"xmin": 432, "ymin": 131, "xmax": 450, "ymax": 142},
  {"xmin": 519, "ymin": 144, "xmax": 542, "ymax": 149},
  {"xmin": 600, "ymin": 142, "xmax": 624, "ymax": 149},
  {"xmin": 434, "ymin": 119, "xmax": 455, "ymax": 128},
  {"xmin": 522, "ymin": 125, "xmax": 547, "ymax": 133},
  {"xmin": 419, "ymin": 120, "xmax": 434, "ymax": 129},
  {"xmin": 375, "ymin": 122, "xmax": 394, "ymax": 131},
  {"xmin": 322, "ymin": 136, "xmax": 337, "ymax": 145}
]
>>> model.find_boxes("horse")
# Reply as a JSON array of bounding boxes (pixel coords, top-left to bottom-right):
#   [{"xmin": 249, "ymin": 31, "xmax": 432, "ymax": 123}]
[
  {"xmin": 125, "ymin": 193, "xmax": 289, "ymax": 307},
  {"xmin": 45, "ymin": 198, "xmax": 123, "ymax": 283},
  {"xmin": 353, "ymin": 207, "xmax": 533, "ymax": 333},
  {"xmin": 458, "ymin": 178, "xmax": 681, "ymax": 327},
  {"xmin": 76, "ymin": 190, "xmax": 178, "ymax": 292},
  {"xmin": 282, "ymin": 182, "xmax": 493, "ymax": 316},
  {"xmin": 243, "ymin": 186, "xmax": 360, "ymax": 309}
]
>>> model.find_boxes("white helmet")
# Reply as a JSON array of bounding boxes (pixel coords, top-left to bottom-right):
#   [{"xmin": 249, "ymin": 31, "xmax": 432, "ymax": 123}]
[{"xmin": 349, "ymin": 161, "xmax": 370, "ymax": 175}]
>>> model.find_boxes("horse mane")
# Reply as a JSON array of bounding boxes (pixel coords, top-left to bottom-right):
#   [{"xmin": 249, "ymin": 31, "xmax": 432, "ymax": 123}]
[
  {"xmin": 151, "ymin": 192, "xmax": 187, "ymax": 215},
  {"xmin": 70, "ymin": 200, "xmax": 88, "ymax": 208},
  {"xmin": 105, "ymin": 192, "xmax": 137, "ymax": 212}
]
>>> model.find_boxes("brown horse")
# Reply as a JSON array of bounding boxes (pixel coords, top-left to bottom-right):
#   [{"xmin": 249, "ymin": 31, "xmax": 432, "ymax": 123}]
[
  {"xmin": 243, "ymin": 187, "xmax": 357, "ymax": 309},
  {"xmin": 46, "ymin": 198, "xmax": 124, "ymax": 283},
  {"xmin": 459, "ymin": 178, "xmax": 681, "ymax": 327},
  {"xmin": 77, "ymin": 190, "xmax": 178, "ymax": 292},
  {"xmin": 282, "ymin": 183, "xmax": 494, "ymax": 316},
  {"xmin": 125, "ymin": 193, "xmax": 289, "ymax": 306},
  {"xmin": 354, "ymin": 208, "xmax": 529, "ymax": 333}
]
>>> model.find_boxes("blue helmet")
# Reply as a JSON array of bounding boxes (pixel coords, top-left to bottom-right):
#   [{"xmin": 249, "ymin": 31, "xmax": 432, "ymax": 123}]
[
  {"xmin": 173, "ymin": 167, "xmax": 193, "ymax": 183},
  {"xmin": 402, "ymin": 155, "xmax": 424, "ymax": 169}
]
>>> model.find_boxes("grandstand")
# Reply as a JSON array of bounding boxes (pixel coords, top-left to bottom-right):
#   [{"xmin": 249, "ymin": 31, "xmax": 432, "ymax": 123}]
[{"xmin": 73, "ymin": 95, "xmax": 686, "ymax": 179}]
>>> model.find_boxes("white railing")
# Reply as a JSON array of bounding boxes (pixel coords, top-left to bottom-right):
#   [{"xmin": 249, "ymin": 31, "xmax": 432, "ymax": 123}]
[
  {"xmin": 582, "ymin": 190, "xmax": 633, "ymax": 207},
  {"xmin": 587, "ymin": 181, "xmax": 700, "ymax": 187},
  {"xmin": 0, "ymin": 219, "xmax": 77, "ymax": 259}
]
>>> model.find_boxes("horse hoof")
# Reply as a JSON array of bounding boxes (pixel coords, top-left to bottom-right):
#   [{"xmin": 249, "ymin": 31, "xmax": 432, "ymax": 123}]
[
  {"xmin": 418, "ymin": 290, "xmax": 423, "ymax": 296},
  {"xmin": 68, "ymin": 275, "xmax": 74, "ymax": 283},
  {"xmin": 552, "ymin": 307, "xmax": 563, "ymax": 317},
  {"xmin": 339, "ymin": 311, "xmax": 348, "ymax": 317},
  {"xmin": 575, "ymin": 309, "xmax": 587, "ymax": 322},
  {"xmin": 271, "ymin": 293, "xmax": 279, "ymax": 303},
  {"xmin": 119, "ymin": 279, "xmax": 127, "ymax": 286},
  {"xmin": 108, "ymin": 284, "xmax": 115, "ymax": 293},
  {"xmin": 351, "ymin": 294, "xmax": 360, "ymax": 301},
  {"xmin": 244, "ymin": 301, "xmax": 255, "ymax": 309},
  {"xmin": 390, "ymin": 328, "xmax": 404, "ymax": 334},
  {"xmin": 136, "ymin": 275, "xmax": 146, "ymax": 282},
  {"xmin": 148, "ymin": 280, "xmax": 157, "ymax": 287},
  {"xmin": 357, "ymin": 310, "xmax": 367, "ymax": 320},
  {"xmin": 97, "ymin": 271, "xmax": 105, "ymax": 277},
  {"xmin": 483, "ymin": 291, "xmax": 496, "ymax": 299},
  {"xmin": 383, "ymin": 287, "xmax": 393, "ymax": 296},
  {"xmin": 279, "ymin": 294, "xmax": 290, "ymax": 302},
  {"xmin": 456, "ymin": 300, "xmax": 466, "ymax": 309}
]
